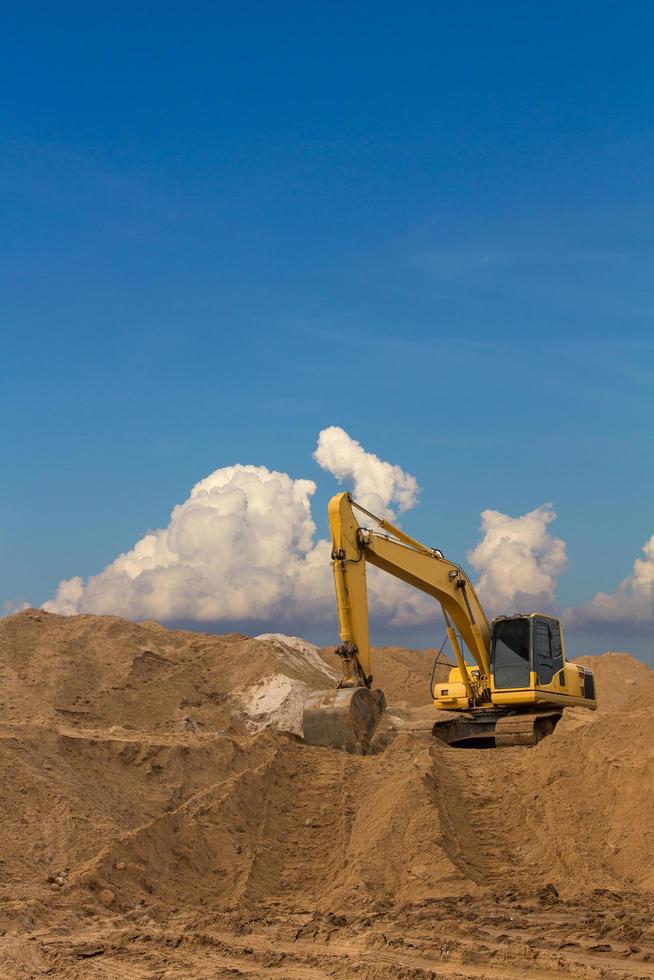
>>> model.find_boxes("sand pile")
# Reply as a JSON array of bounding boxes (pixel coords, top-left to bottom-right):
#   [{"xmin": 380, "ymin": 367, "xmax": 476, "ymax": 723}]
[
  {"xmin": 578, "ymin": 650, "xmax": 654, "ymax": 713},
  {"xmin": 0, "ymin": 610, "xmax": 339, "ymax": 737},
  {"xmin": 1, "ymin": 609, "xmax": 653, "ymax": 979}
]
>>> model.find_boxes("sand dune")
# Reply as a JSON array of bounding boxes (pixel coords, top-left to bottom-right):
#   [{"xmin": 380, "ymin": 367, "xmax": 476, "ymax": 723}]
[{"xmin": 1, "ymin": 609, "xmax": 652, "ymax": 978}]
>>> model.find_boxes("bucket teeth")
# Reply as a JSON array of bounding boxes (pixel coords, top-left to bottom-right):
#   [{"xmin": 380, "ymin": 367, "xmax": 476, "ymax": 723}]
[{"xmin": 302, "ymin": 687, "xmax": 386, "ymax": 754}]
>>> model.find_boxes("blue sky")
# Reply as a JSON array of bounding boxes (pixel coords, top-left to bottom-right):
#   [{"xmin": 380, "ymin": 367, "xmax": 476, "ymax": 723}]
[{"xmin": 2, "ymin": 4, "xmax": 653, "ymax": 659}]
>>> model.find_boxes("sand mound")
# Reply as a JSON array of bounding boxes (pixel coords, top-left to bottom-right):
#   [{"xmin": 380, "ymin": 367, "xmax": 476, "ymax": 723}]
[
  {"xmin": 578, "ymin": 650, "xmax": 654, "ymax": 713},
  {"xmin": 0, "ymin": 610, "xmax": 337, "ymax": 737},
  {"xmin": 1, "ymin": 611, "xmax": 654, "ymax": 978}
]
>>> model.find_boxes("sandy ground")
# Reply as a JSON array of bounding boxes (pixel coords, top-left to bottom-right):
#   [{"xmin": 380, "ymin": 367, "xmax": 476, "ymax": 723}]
[{"xmin": 1, "ymin": 609, "xmax": 653, "ymax": 978}]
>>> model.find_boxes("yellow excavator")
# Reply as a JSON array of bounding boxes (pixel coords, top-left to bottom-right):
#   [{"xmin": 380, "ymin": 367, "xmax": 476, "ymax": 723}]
[{"xmin": 303, "ymin": 492, "xmax": 597, "ymax": 752}]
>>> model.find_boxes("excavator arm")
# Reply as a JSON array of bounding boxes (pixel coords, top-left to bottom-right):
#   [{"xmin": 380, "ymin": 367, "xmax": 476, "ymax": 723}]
[
  {"xmin": 328, "ymin": 492, "xmax": 491, "ymax": 695},
  {"xmin": 303, "ymin": 492, "xmax": 492, "ymax": 753}
]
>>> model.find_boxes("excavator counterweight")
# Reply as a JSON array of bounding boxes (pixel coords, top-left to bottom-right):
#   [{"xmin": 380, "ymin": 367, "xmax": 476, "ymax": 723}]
[{"xmin": 302, "ymin": 492, "xmax": 596, "ymax": 754}]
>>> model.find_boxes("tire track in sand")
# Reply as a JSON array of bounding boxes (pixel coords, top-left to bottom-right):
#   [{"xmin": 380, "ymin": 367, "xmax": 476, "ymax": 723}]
[
  {"xmin": 241, "ymin": 745, "xmax": 355, "ymax": 911},
  {"xmin": 430, "ymin": 743, "xmax": 534, "ymax": 889}
]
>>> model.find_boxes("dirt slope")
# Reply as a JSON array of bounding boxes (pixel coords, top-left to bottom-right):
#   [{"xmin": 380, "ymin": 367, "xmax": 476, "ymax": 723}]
[{"xmin": 0, "ymin": 610, "xmax": 653, "ymax": 979}]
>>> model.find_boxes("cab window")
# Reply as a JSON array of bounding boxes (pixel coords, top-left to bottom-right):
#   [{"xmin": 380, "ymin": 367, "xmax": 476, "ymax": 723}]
[
  {"xmin": 534, "ymin": 620, "xmax": 563, "ymax": 684},
  {"xmin": 533, "ymin": 622, "xmax": 553, "ymax": 683},
  {"xmin": 549, "ymin": 622, "xmax": 564, "ymax": 675},
  {"xmin": 492, "ymin": 618, "xmax": 531, "ymax": 689}
]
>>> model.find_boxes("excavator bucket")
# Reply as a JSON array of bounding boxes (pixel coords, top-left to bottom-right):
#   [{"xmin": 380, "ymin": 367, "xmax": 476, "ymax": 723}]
[{"xmin": 302, "ymin": 687, "xmax": 386, "ymax": 754}]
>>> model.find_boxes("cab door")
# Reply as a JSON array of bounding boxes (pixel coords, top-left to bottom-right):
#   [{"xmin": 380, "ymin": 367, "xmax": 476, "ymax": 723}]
[{"xmin": 533, "ymin": 618, "xmax": 563, "ymax": 687}]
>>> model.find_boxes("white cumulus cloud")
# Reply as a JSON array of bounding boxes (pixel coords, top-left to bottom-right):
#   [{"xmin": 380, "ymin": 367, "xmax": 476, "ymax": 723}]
[
  {"xmin": 566, "ymin": 533, "xmax": 654, "ymax": 629},
  {"xmin": 467, "ymin": 505, "xmax": 567, "ymax": 615},
  {"xmin": 313, "ymin": 426, "xmax": 419, "ymax": 518},
  {"xmin": 41, "ymin": 428, "xmax": 571, "ymax": 632},
  {"xmin": 45, "ymin": 464, "xmax": 327, "ymax": 622},
  {"xmin": 44, "ymin": 430, "xmax": 432, "ymax": 628}
]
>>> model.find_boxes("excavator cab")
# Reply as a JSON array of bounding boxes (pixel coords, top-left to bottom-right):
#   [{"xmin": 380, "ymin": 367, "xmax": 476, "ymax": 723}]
[
  {"xmin": 489, "ymin": 613, "xmax": 596, "ymax": 708},
  {"xmin": 492, "ymin": 614, "xmax": 567, "ymax": 691},
  {"xmin": 434, "ymin": 614, "xmax": 596, "ymax": 712},
  {"xmin": 432, "ymin": 613, "xmax": 596, "ymax": 746}
]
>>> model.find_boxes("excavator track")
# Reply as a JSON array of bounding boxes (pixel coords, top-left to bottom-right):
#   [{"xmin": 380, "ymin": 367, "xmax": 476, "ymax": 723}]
[
  {"xmin": 433, "ymin": 709, "xmax": 563, "ymax": 748},
  {"xmin": 493, "ymin": 710, "xmax": 562, "ymax": 747}
]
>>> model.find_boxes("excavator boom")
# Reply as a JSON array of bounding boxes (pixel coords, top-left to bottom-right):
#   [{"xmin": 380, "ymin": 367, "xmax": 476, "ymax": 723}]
[
  {"xmin": 304, "ymin": 492, "xmax": 491, "ymax": 752},
  {"xmin": 327, "ymin": 491, "xmax": 491, "ymax": 682}
]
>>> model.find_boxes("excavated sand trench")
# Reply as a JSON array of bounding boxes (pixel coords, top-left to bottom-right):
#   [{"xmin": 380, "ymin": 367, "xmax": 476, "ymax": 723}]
[{"xmin": 1, "ymin": 609, "xmax": 653, "ymax": 978}]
